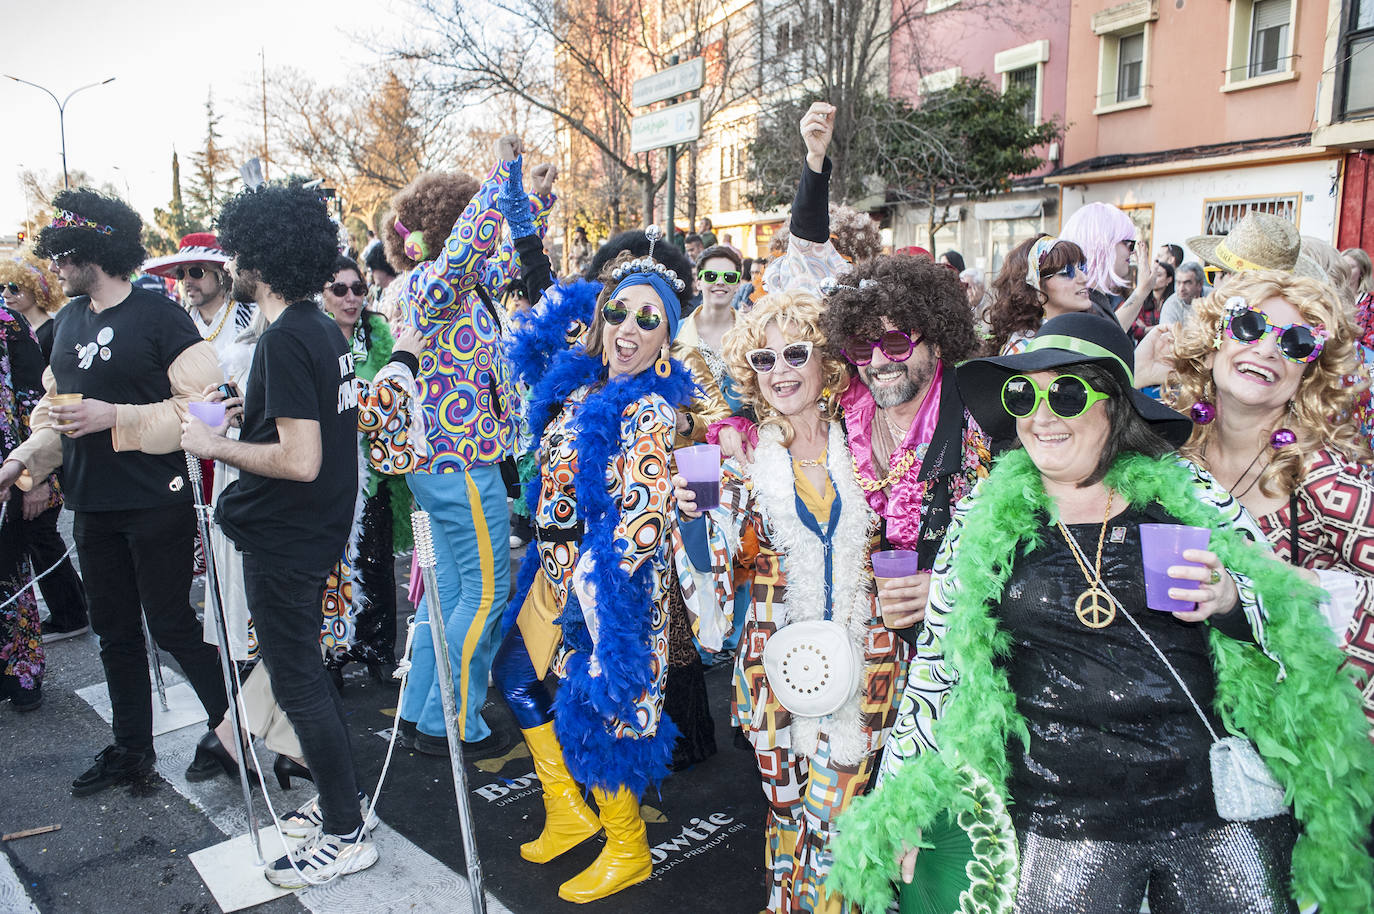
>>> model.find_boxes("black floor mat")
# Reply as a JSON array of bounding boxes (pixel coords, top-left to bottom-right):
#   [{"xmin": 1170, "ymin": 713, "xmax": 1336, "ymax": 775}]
[{"xmin": 342, "ymin": 554, "xmax": 769, "ymax": 912}]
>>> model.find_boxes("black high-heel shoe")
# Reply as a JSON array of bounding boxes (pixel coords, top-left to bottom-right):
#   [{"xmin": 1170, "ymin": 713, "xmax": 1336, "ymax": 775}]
[
  {"xmin": 185, "ymin": 730, "xmax": 260, "ymax": 785},
  {"xmin": 273, "ymin": 754, "xmax": 313, "ymax": 790}
]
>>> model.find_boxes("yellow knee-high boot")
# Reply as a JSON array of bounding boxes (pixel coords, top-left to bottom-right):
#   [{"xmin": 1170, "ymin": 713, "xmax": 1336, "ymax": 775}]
[
  {"xmin": 520, "ymin": 722, "xmax": 602, "ymax": 863},
  {"xmin": 557, "ymin": 786, "xmax": 652, "ymax": 904}
]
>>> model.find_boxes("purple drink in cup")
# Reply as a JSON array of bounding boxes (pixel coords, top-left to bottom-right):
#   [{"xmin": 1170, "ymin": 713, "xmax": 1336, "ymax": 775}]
[
  {"xmin": 871, "ymin": 549, "xmax": 920, "ymax": 628},
  {"xmin": 676, "ymin": 444, "xmax": 722, "ymax": 511},
  {"xmin": 188, "ymin": 400, "xmax": 226, "ymax": 428},
  {"xmin": 1139, "ymin": 523, "xmax": 1212, "ymax": 613}
]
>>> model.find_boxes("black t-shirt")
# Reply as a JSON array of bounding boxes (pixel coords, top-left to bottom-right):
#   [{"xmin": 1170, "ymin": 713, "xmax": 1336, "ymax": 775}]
[
  {"xmin": 1000, "ymin": 504, "xmax": 1226, "ymax": 842},
  {"xmin": 48, "ymin": 286, "xmax": 204, "ymax": 512},
  {"xmin": 216, "ymin": 301, "xmax": 358, "ymax": 570}
]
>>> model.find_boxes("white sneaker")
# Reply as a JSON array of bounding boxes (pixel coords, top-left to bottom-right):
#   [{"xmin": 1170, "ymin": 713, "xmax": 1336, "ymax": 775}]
[
  {"xmin": 278, "ymin": 792, "xmax": 379, "ymax": 840},
  {"xmin": 264, "ymin": 827, "xmax": 378, "ymax": 888}
]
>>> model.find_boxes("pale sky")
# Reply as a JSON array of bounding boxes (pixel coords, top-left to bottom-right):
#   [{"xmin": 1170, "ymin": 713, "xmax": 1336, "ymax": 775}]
[{"xmin": 2, "ymin": 0, "xmax": 406, "ymax": 235}]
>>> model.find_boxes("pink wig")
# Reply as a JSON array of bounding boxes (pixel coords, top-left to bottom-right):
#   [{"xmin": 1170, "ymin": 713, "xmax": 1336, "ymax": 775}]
[{"xmin": 1060, "ymin": 202, "xmax": 1137, "ymax": 293}]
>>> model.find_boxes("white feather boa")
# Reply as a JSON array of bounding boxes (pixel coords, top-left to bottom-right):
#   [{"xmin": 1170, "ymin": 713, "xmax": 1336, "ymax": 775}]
[{"xmin": 747, "ymin": 421, "xmax": 878, "ymax": 765}]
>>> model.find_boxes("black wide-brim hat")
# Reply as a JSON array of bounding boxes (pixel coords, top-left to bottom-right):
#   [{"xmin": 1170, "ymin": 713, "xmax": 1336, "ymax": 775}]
[{"xmin": 956, "ymin": 312, "xmax": 1193, "ymax": 448}]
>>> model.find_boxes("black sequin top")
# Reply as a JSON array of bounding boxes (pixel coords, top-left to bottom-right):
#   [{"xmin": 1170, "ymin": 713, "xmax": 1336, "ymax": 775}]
[{"xmin": 999, "ymin": 504, "xmax": 1227, "ymax": 841}]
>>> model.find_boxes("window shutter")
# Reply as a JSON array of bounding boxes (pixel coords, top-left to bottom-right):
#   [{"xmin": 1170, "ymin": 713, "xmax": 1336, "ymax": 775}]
[{"xmin": 1253, "ymin": 0, "xmax": 1290, "ymax": 33}]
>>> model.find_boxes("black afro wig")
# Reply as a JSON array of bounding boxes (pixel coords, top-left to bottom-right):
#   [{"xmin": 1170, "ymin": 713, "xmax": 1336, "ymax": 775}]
[
  {"xmin": 584, "ymin": 229, "xmax": 694, "ymax": 311},
  {"xmin": 216, "ymin": 182, "xmax": 340, "ymax": 304},
  {"xmin": 35, "ymin": 188, "xmax": 146, "ymax": 278}
]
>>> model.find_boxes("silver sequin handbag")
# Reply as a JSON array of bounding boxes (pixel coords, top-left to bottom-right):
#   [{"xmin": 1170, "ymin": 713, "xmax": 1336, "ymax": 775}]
[
  {"xmin": 1209, "ymin": 736, "xmax": 1286, "ymax": 821},
  {"xmin": 1059, "ymin": 534, "xmax": 1288, "ymax": 823}
]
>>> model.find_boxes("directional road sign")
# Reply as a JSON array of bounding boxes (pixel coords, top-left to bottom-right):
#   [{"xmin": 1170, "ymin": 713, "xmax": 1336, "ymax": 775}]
[
  {"xmin": 631, "ymin": 57, "xmax": 705, "ymax": 108},
  {"xmin": 630, "ymin": 98, "xmax": 703, "ymax": 153}
]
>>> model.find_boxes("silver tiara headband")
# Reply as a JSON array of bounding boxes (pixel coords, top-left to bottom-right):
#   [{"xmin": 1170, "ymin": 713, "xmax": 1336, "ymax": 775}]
[{"xmin": 609, "ymin": 225, "xmax": 686, "ymax": 292}]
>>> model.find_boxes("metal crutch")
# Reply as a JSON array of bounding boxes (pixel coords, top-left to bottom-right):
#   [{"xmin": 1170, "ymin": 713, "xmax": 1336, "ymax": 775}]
[
  {"xmin": 185, "ymin": 455, "xmax": 264, "ymax": 864},
  {"xmin": 411, "ymin": 509, "xmax": 487, "ymax": 914},
  {"xmin": 144, "ymin": 616, "xmax": 170, "ymax": 712}
]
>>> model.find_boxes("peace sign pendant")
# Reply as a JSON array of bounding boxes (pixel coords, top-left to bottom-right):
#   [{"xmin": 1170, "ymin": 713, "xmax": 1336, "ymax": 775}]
[{"xmin": 1074, "ymin": 587, "xmax": 1116, "ymax": 629}]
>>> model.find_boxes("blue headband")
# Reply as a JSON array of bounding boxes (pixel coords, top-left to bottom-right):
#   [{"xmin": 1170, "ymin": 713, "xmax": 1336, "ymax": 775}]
[{"xmin": 609, "ymin": 271, "xmax": 682, "ymax": 340}]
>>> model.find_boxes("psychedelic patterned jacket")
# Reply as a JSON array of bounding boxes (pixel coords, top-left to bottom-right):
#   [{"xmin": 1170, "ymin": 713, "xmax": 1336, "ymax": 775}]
[{"xmin": 397, "ymin": 157, "xmax": 553, "ymax": 474}]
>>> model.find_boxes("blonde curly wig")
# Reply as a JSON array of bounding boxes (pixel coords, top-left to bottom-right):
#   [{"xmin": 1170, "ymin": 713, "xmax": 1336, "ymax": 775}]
[
  {"xmin": 1167, "ymin": 269, "xmax": 1373, "ymax": 498},
  {"xmin": 722, "ymin": 289, "xmax": 850, "ymax": 445},
  {"xmin": 0, "ymin": 248, "xmax": 66, "ymax": 314}
]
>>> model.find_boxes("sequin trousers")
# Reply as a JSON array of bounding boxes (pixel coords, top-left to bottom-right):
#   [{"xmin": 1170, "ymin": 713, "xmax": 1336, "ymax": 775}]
[{"xmin": 1014, "ymin": 816, "xmax": 1297, "ymax": 914}]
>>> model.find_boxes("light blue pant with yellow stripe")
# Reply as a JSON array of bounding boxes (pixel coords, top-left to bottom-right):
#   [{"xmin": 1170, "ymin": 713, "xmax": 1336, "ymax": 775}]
[{"xmin": 400, "ymin": 465, "xmax": 510, "ymax": 742}]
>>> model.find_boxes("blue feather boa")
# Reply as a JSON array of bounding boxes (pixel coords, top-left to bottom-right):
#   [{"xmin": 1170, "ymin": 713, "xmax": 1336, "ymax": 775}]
[{"xmin": 505, "ymin": 285, "xmax": 698, "ymax": 794}]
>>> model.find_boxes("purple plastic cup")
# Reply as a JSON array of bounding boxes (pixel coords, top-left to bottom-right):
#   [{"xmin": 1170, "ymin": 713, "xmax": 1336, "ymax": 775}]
[
  {"xmin": 188, "ymin": 400, "xmax": 226, "ymax": 428},
  {"xmin": 1140, "ymin": 523, "xmax": 1212, "ymax": 612},
  {"xmin": 871, "ymin": 549, "xmax": 920, "ymax": 579},
  {"xmin": 676, "ymin": 444, "xmax": 722, "ymax": 511}
]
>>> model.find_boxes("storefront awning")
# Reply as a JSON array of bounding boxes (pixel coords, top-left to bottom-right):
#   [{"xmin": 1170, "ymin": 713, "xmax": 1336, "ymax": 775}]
[{"xmin": 973, "ymin": 200, "xmax": 1044, "ymax": 220}]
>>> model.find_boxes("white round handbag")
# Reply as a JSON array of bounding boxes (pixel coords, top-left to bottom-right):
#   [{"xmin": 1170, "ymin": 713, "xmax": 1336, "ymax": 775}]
[{"xmin": 761, "ymin": 619, "xmax": 863, "ymax": 717}]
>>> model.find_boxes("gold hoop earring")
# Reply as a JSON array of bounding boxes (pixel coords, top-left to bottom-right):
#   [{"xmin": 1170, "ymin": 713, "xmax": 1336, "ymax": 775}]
[{"xmin": 654, "ymin": 347, "xmax": 671, "ymax": 378}]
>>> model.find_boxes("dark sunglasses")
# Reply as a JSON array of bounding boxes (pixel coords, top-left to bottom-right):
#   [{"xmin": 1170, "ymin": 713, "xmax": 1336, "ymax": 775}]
[
  {"xmin": 1203, "ymin": 265, "xmax": 1228, "ymax": 286},
  {"xmin": 1001, "ymin": 374, "xmax": 1110, "ymax": 420},
  {"xmin": 1047, "ymin": 262, "xmax": 1089, "ymax": 281},
  {"xmin": 174, "ymin": 265, "xmax": 212, "ymax": 281},
  {"xmin": 3, "ymin": 282, "xmax": 21, "ymax": 296},
  {"xmin": 1224, "ymin": 307, "xmax": 1325, "ymax": 364},
  {"xmin": 1123, "ymin": 239, "xmax": 1138, "ymax": 253},
  {"xmin": 745, "ymin": 341, "xmax": 813, "ymax": 373},
  {"xmin": 328, "ymin": 281, "xmax": 369, "ymax": 298},
  {"xmin": 602, "ymin": 299, "xmax": 663, "ymax": 331},
  {"xmin": 844, "ymin": 329, "xmax": 920, "ymax": 366},
  {"xmin": 698, "ymin": 269, "xmax": 740, "ymax": 285}
]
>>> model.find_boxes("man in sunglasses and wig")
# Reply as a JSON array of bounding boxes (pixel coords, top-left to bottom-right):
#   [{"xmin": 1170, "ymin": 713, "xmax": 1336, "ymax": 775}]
[
  {"xmin": 820, "ymin": 255, "xmax": 991, "ymax": 637},
  {"xmin": 142, "ymin": 233, "xmax": 257, "ymax": 384}
]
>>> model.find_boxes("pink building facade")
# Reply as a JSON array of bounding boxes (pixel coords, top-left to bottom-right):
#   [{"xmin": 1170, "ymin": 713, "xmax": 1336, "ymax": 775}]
[
  {"xmin": 885, "ymin": 0, "xmax": 1073, "ymax": 276},
  {"xmin": 1048, "ymin": 0, "xmax": 1349, "ymax": 260}
]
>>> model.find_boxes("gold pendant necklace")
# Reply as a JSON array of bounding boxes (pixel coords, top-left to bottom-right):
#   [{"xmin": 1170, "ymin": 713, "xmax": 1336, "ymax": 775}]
[{"xmin": 1057, "ymin": 491, "xmax": 1116, "ymax": 629}]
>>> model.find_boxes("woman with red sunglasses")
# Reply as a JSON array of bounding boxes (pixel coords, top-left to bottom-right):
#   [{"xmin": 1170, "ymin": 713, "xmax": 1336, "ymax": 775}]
[{"xmin": 1167, "ymin": 269, "xmax": 1374, "ymax": 729}]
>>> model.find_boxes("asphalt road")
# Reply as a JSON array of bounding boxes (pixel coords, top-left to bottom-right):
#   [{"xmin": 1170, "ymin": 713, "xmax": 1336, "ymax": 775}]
[{"xmin": 1, "ymin": 513, "xmax": 767, "ymax": 914}]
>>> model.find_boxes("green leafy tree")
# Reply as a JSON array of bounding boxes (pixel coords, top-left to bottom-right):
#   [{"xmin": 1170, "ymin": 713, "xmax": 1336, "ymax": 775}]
[
  {"xmin": 891, "ymin": 76, "xmax": 1062, "ymax": 251},
  {"xmin": 187, "ymin": 91, "xmax": 236, "ymax": 225},
  {"xmin": 149, "ymin": 150, "xmax": 205, "ymax": 257}
]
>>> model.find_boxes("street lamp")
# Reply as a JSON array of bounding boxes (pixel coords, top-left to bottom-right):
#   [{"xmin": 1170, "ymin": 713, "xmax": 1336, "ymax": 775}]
[{"xmin": 4, "ymin": 75, "xmax": 116, "ymax": 189}]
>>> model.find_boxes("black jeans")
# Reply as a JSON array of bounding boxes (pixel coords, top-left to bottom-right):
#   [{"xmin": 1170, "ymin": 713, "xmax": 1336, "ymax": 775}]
[
  {"xmin": 19, "ymin": 503, "xmax": 87, "ymax": 630},
  {"xmin": 74, "ymin": 504, "xmax": 228, "ymax": 753},
  {"xmin": 243, "ymin": 552, "xmax": 362, "ymax": 835}
]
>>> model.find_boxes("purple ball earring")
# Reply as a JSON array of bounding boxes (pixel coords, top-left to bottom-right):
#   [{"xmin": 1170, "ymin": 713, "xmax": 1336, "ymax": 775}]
[
  {"xmin": 1270, "ymin": 428, "xmax": 1297, "ymax": 448},
  {"xmin": 1190, "ymin": 401, "xmax": 1216, "ymax": 424}
]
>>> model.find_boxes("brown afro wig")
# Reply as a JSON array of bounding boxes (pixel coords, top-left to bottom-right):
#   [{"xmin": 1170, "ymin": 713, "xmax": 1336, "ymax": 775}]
[
  {"xmin": 820, "ymin": 254, "xmax": 979, "ymax": 367},
  {"xmin": 383, "ymin": 172, "xmax": 481, "ymax": 273}
]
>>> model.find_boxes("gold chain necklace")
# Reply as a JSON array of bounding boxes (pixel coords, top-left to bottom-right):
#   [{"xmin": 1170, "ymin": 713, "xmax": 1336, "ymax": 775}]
[
  {"xmin": 199, "ymin": 301, "xmax": 235, "ymax": 343},
  {"xmin": 1056, "ymin": 491, "xmax": 1116, "ymax": 629}
]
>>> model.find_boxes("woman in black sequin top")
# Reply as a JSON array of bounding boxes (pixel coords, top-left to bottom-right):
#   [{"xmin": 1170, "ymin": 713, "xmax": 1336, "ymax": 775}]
[{"xmin": 830, "ymin": 312, "xmax": 1374, "ymax": 914}]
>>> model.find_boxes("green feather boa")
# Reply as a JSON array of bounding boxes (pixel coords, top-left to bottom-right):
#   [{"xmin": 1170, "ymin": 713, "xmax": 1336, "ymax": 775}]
[
  {"xmin": 831, "ymin": 449, "xmax": 1374, "ymax": 914},
  {"xmin": 350, "ymin": 313, "xmax": 413, "ymax": 552}
]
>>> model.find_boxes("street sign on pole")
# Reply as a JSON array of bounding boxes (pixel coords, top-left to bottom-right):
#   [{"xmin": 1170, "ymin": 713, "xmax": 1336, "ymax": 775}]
[
  {"xmin": 630, "ymin": 98, "xmax": 702, "ymax": 153},
  {"xmin": 631, "ymin": 57, "xmax": 705, "ymax": 108}
]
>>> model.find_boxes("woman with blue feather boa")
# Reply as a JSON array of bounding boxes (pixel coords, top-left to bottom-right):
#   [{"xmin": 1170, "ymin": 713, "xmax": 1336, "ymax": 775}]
[{"xmin": 490, "ymin": 232, "xmax": 698, "ymax": 904}]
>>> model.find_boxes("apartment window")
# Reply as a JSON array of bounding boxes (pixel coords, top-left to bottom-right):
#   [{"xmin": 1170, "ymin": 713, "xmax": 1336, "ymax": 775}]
[
  {"xmin": 719, "ymin": 143, "xmax": 743, "ymax": 212},
  {"xmin": 1202, "ymin": 194, "xmax": 1300, "ymax": 235},
  {"xmin": 1116, "ymin": 32, "xmax": 1144, "ymax": 102},
  {"xmin": 1006, "ymin": 66, "xmax": 1038, "ymax": 123},
  {"xmin": 775, "ymin": 21, "xmax": 791, "ymax": 55},
  {"xmin": 995, "ymin": 39, "xmax": 1049, "ymax": 125},
  {"xmin": 1340, "ymin": 0, "xmax": 1374, "ymax": 118},
  {"xmin": 1091, "ymin": 2, "xmax": 1156, "ymax": 113},
  {"xmin": 1248, "ymin": 0, "xmax": 1291, "ymax": 77}
]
